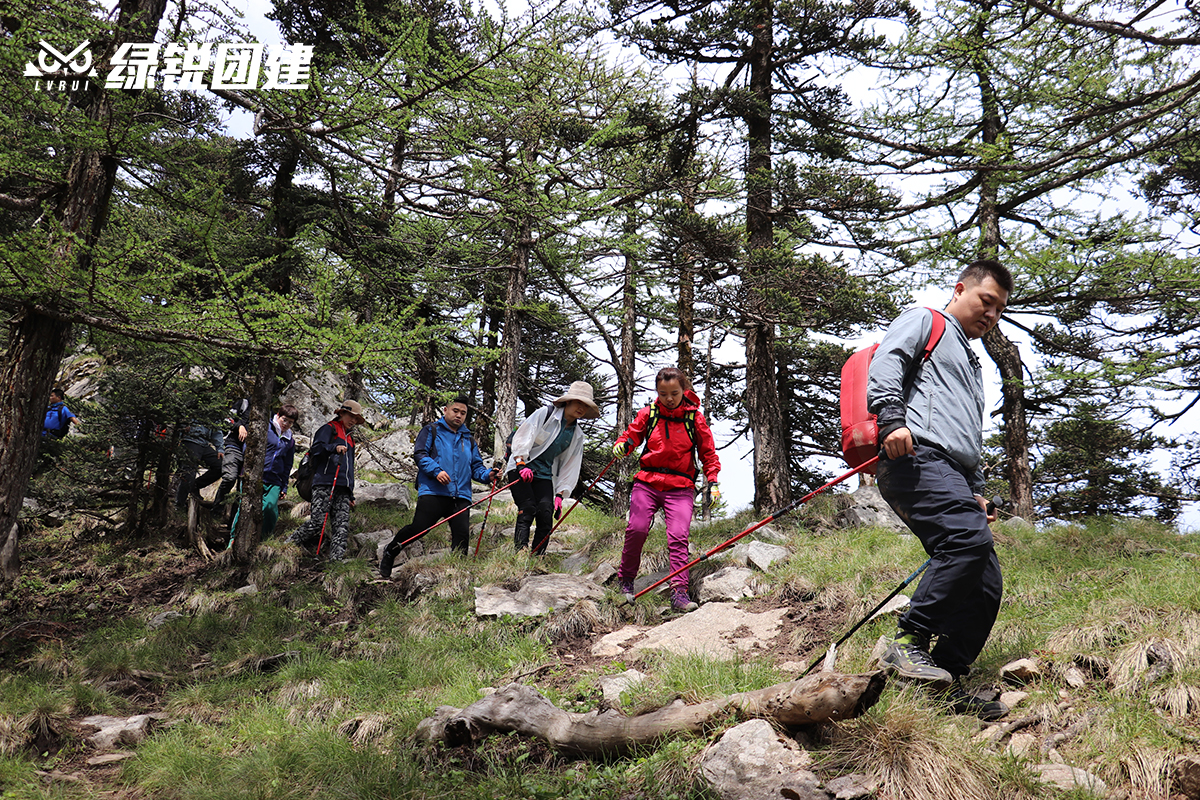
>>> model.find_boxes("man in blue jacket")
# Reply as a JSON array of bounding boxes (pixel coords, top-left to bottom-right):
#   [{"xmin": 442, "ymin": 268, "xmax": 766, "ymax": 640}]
[
  {"xmin": 380, "ymin": 396, "xmax": 497, "ymax": 577},
  {"xmin": 867, "ymin": 258, "xmax": 1012, "ymax": 721}
]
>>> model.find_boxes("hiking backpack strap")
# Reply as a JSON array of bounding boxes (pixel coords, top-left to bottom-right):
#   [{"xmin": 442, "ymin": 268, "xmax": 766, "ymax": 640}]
[
  {"xmin": 413, "ymin": 422, "xmax": 437, "ymax": 465},
  {"xmin": 638, "ymin": 404, "xmax": 700, "ymax": 481},
  {"xmin": 900, "ymin": 309, "xmax": 947, "ymax": 394}
]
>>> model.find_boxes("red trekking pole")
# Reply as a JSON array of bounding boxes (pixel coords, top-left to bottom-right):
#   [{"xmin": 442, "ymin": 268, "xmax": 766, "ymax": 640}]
[
  {"xmin": 315, "ymin": 463, "xmax": 341, "ymax": 555},
  {"xmin": 633, "ymin": 456, "xmax": 879, "ymax": 600},
  {"xmin": 532, "ymin": 454, "xmax": 619, "ymax": 554},
  {"xmin": 473, "ymin": 473, "xmax": 499, "ymax": 557},
  {"xmin": 393, "ymin": 478, "xmax": 520, "ymax": 552}
]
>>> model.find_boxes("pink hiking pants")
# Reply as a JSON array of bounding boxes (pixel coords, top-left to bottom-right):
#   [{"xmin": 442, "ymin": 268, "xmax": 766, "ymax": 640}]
[{"xmin": 619, "ymin": 481, "xmax": 695, "ymax": 590}]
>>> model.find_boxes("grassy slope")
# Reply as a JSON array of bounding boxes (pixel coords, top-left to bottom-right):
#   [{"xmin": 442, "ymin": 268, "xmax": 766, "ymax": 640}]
[{"xmin": 1, "ymin": 495, "xmax": 1199, "ymax": 800}]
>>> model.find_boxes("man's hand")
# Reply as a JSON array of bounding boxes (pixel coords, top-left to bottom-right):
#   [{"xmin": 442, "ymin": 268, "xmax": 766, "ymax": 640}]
[
  {"xmin": 488, "ymin": 467, "xmax": 499, "ymax": 484},
  {"xmin": 436, "ymin": 470, "xmax": 451, "ymax": 485},
  {"xmin": 336, "ymin": 444, "xmax": 348, "ymax": 454},
  {"xmin": 882, "ymin": 427, "xmax": 915, "ymax": 460},
  {"xmin": 977, "ymin": 495, "xmax": 997, "ymax": 523}
]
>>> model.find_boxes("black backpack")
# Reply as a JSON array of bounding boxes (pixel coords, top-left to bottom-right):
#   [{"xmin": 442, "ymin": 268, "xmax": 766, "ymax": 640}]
[{"xmin": 293, "ymin": 451, "xmax": 315, "ymax": 501}]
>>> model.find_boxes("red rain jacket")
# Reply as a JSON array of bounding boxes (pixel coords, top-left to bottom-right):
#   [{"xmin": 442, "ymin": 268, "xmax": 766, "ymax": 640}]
[{"xmin": 615, "ymin": 389, "xmax": 720, "ymax": 491}]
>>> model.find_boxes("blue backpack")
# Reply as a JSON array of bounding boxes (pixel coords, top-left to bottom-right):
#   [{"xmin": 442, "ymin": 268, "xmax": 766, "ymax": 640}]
[{"xmin": 43, "ymin": 403, "xmax": 70, "ymax": 438}]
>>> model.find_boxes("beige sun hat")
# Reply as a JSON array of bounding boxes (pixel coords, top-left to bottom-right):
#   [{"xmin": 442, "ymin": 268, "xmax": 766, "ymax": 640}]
[
  {"xmin": 336, "ymin": 399, "xmax": 366, "ymax": 424},
  {"xmin": 552, "ymin": 381, "xmax": 601, "ymax": 419}
]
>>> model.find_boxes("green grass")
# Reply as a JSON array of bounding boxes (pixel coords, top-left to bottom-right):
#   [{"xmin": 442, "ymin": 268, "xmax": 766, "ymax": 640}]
[{"xmin": 3, "ymin": 506, "xmax": 1200, "ymax": 799}]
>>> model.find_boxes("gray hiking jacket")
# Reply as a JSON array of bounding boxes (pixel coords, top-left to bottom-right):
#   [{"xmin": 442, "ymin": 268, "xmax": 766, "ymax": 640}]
[{"xmin": 867, "ymin": 307, "xmax": 986, "ymax": 494}]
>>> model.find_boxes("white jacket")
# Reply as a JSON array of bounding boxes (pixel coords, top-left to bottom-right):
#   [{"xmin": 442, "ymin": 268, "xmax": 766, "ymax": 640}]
[{"xmin": 504, "ymin": 404, "xmax": 585, "ymax": 497}]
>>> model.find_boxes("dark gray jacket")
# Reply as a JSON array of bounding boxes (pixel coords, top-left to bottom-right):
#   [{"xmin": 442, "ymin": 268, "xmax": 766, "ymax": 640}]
[{"xmin": 867, "ymin": 307, "xmax": 986, "ymax": 494}]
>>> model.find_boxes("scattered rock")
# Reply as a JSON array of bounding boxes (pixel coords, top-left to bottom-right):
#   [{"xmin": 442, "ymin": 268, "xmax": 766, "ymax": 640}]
[
  {"xmin": 37, "ymin": 769, "xmax": 84, "ymax": 783},
  {"xmin": 867, "ymin": 594, "xmax": 910, "ymax": 621},
  {"xmin": 590, "ymin": 625, "xmax": 647, "ymax": 658},
  {"xmin": 999, "ymin": 516, "xmax": 1034, "ymax": 533},
  {"xmin": 1006, "ymin": 733, "xmax": 1038, "ymax": 758},
  {"xmin": 235, "ymin": 584, "xmax": 258, "ymax": 596},
  {"xmin": 351, "ymin": 529, "xmax": 394, "ymax": 560},
  {"xmin": 588, "ymin": 562, "xmax": 617, "ymax": 586},
  {"xmin": 629, "ymin": 603, "xmax": 787, "ymax": 661},
  {"xmin": 824, "ymin": 773, "xmax": 879, "ymax": 799},
  {"xmin": 1171, "ymin": 754, "xmax": 1200, "ymax": 799},
  {"xmin": 1000, "ymin": 658, "xmax": 1041, "ymax": 684},
  {"xmin": 147, "ymin": 611, "xmax": 183, "ymax": 630},
  {"xmin": 561, "ymin": 553, "xmax": 589, "ymax": 574},
  {"xmin": 699, "ymin": 719, "xmax": 825, "ymax": 800},
  {"xmin": 999, "ymin": 690, "xmax": 1029, "ymax": 710},
  {"xmin": 474, "ymin": 574, "xmax": 605, "ymax": 618},
  {"xmin": 353, "ymin": 481, "xmax": 411, "ymax": 510},
  {"xmin": 1063, "ymin": 665, "xmax": 1087, "ymax": 688},
  {"xmin": 1030, "ymin": 763, "xmax": 1107, "ymax": 796},
  {"xmin": 86, "ymin": 752, "xmax": 136, "ymax": 766},
  {"xmin": 746, "ymin": 541, "xmax": 789, "ymax": 572},
  {"xmin": 598, "ymin": 669, "xmax": 647, "ymax": 706},
  {"xmin": 835, "ymin": 486, "xmax": 904, "ymax": 531},
  {"xmin": 698, "ymin": 566, "xmax": 757, "ymax": 602},
  {"xmin": 82, "ymin": 714, "xmax": 163, "ymax": 749},
  {"xmin": 754, "ymin": 525, "xmax": 790, "ymax": 544}
]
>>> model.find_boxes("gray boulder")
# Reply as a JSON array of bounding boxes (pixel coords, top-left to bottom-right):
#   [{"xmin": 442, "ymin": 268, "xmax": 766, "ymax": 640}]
[
  {"xmin": 474, "ymin": 574, "xmax": 605, "ymax": 617},
  {"xmin": 698, "ymin": 566, "xmax": 757, "ymax": 602},
  {"xmin": 700, "ymin": 719, "xmax": 829, "ymax": 800},
  {"xmin": 746, "ymin": 541, "xmax": 789, "ymax": 572},
  {"xmin": 353, "ymin": 481, "xmax": 411, "ymax": 510},
  {"xmin": 836, "ymin": 485, "xmax": 904, "ymax": 531}
]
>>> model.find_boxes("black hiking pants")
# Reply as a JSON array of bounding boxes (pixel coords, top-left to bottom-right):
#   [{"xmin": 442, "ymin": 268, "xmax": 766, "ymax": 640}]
[
  {"xmin": 389, "ymin": 494, "xmax": 472, "ymax": 555},
  {"xmin": 877, "ymin": 444, "xmax": 1002, "ymax": 678},
  {"xmin": 509, "ymin": 471, "xmax": 555, "ymax": 555}
]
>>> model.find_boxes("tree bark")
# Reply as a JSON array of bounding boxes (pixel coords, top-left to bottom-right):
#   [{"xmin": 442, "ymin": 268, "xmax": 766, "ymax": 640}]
[
  {"xmin": 493, "ymin": 217, "xmax": 532, "ymax": 459},
  {"xmin": 743, "ymin": 0, "xmax": 792, "ymax": 512},
  {"xmin": 233, "ymin": 357, "xmax": 272, "ymax": 562},
  {"xmin": 612, "ymin": 230, "xmax": 638, "ymax": 519},
  {"xmin": 417, "ymin": 671, "xmax": 886, "ymax": 756},
  {"xmin": 972, "ymin": 6, "xmax": 1034, "ymax": 520}
]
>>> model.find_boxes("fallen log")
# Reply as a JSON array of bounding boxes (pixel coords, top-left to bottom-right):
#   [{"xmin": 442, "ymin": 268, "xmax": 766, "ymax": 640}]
[{"xmin": 416, "ymin": 670, "xmax": 886, "ymax": 756}]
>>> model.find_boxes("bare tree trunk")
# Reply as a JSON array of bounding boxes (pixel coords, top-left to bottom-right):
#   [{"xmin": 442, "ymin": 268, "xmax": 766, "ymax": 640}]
[
  {"xmin": 972, "ymin": 15, "xmax": 1034, "ymax": 520},
  {"xmin": 677, "ymin": 184, "xmax": 697, "ymax": 378},
  {"xmin": 417, "ymin": 672, "xmax": 886, "ymax": 756},
  {"xmin": 0, "ymin": 0, "xmax": 168, "ymax": 582},
  {"xmin": 0, "ymin": 311, "xmax": 73, "ymax": 582},
  {"xmin": 743, "ymin": 0, "xmax": 792, "ymax": 513},
  {"xmin": 233, "ymin": 357, "xmax": 272, "ymax": 562},
  {"xmin": 612, "ymin": 231, "xmax": 639, "ymax": 520},
  {"xmin": 493, "ymin": 217, "xmax": 532, "ymax": 459}
]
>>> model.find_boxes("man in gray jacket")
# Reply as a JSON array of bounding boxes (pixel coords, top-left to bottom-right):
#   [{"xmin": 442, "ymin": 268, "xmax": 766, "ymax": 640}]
[{"xmin": 867, "ymin": 259, "xmax": 1012, "ymax": 720}]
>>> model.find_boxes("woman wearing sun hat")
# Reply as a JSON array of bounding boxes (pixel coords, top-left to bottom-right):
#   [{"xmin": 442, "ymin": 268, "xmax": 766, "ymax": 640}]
[
  {"xmin": 505, "ymin": 381, "xmax": 601, "ymax": 555},
  {"xmin": 286, "ymin": 399, "xmax": 366, "ymax": 563}
]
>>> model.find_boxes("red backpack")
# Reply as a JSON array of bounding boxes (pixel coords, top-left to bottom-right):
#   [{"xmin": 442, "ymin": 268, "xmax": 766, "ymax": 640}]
[{"xmin": 840, "ymin": 309, "xmax": 946, "ymax": 472}]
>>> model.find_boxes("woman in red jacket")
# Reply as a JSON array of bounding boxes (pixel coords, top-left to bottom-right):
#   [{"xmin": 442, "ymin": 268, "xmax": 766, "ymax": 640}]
[{"xmin": 612, "ymin": 367, "xmax": 720, "ymax": 611}]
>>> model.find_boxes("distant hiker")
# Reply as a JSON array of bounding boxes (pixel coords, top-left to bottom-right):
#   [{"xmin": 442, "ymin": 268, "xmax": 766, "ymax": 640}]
[
  {"xmin": 43, "ymin": 388, "xmax": 79, "ymax": 439},
  {"xmin": 228, "ymin": 404, "xmax": 298, "ymax": 546},
  {"xmin": 175, "ymin": 420, "xmax": 224, "ymax": 509},
  {"xmin": 869, "ymin": 259, "xmax": 1012, "ymax": 721},
  {"xmin": 285, "ymin": 400, "xmax": 365, "ymax": 563},
  {"xmin": 213, "ymin": 397, "xmax": 251, "ymax": 519},
  {"xmin": 506, "ymin": 382, "xmax": 600, "ymax": 556},
  {"xmin": 379, "ymin": 396, "xmax": 498, "ymax": 576},
  {"xmin": 612, "ymin": 367, "xmax": 719, "ymax": 612}
]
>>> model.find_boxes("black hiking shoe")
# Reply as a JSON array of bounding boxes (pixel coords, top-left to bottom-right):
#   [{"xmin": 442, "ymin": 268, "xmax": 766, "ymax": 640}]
[
  {"xmin": 379, "ymin": 541, "xmax": 399, "ymax": 579},
  {"xmin": 879, "ymin": 633, "xmax": 953, "ymax": 687},
  {"xmin": 938, "ymin": 678, "xmax": 1008, "ymax": 721}
]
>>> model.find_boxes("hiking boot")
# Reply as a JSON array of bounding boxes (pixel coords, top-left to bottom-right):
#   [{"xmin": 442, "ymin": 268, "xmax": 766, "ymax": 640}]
[
  {"xmin": 618, "ymin": 579, "xmax": 635, "ymax": 604},
  {"xmin": 379, "ymin": 541, "xmax": 400, "ymax": 580},
  {"xmin": 672, "ymin": 589, "xmax": 698, "ymax": 612},
  {"xmin": 880, "ymin": 633, "xmax": 953, "ymax": 687},
  {"xmin": 938, "ymin": 678, "xmax": 1008, "ymax": 721}
]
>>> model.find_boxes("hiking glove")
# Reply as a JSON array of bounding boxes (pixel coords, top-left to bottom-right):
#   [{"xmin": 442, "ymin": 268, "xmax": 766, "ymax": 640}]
[
  {"xmin": 709, "ymin": 483, "xmax": 720, "ymax": 501},
  {"xmin": 612, "ymin": 441, "xmax": 630, "ymax": 458},
  {"xmin": 554, "ymin": 496, "xmax": 563, "ymax": 519},
  {"xmin": 519, "ymin": 467, "xmax": 533, "ymax": 483}
]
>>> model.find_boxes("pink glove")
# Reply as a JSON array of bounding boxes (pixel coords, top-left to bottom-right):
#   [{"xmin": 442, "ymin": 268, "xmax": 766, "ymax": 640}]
[
  {"xmin": 554, "ymin": 496, "xmax": 563, "ymax": 513},
  {"xmin": 520, "ymin": 467, "xmax": 533, "ymax": 483}
]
